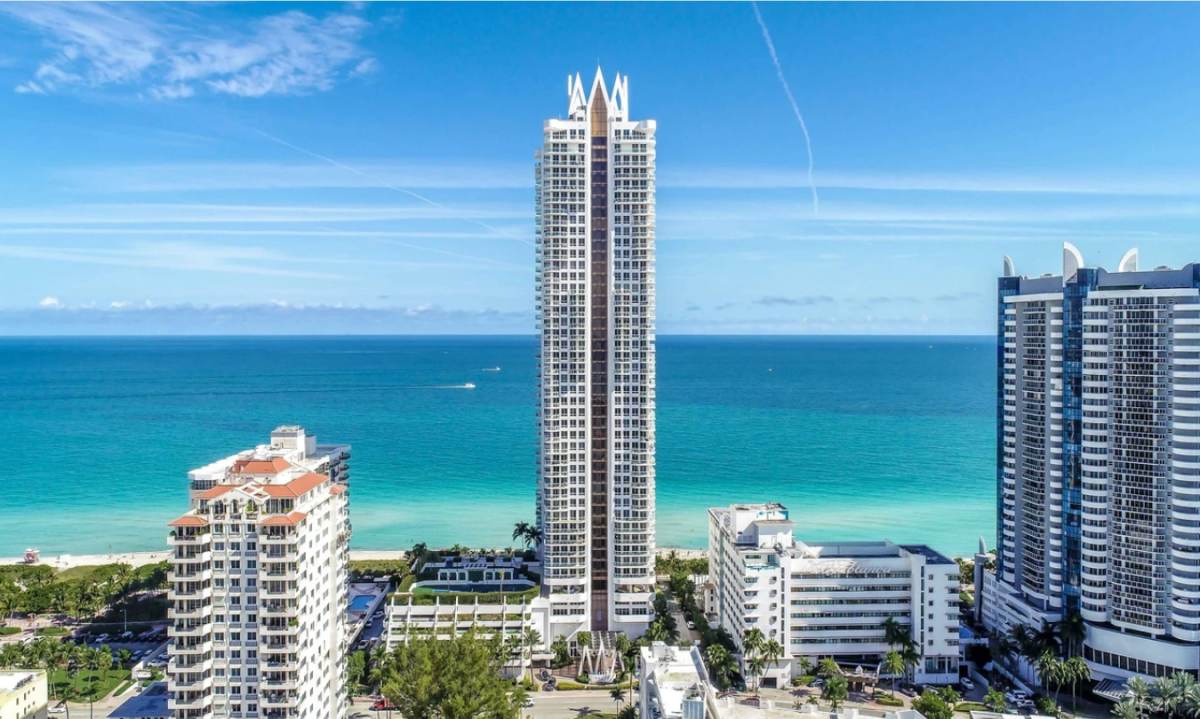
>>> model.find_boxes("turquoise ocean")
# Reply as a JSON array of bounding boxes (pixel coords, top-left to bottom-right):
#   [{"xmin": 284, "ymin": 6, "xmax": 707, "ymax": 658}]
[{"xmin": 0, "ymin": 336, "xmax": 996, "ymax": 558}]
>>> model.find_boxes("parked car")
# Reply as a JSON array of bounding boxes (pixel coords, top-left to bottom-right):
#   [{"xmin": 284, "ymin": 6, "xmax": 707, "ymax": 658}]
[
  {"xmin": 960, "ymin": 678, "xmax": 975, "ymax": 691},
  {"xmin": 49, "ymin": 702, "xmax": 67, "ymax": 715},
  {"xmin": 686, "ymin": 620, "xmax": 696, "ymax": 630},
  {"xmin": 521, "ymin": 697, "xmax": 535, "ymax": 708}
]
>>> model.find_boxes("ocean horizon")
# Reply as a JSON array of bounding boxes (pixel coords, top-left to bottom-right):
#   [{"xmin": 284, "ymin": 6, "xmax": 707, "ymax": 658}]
[{"xmin": 0, "ymin": 335, "xmax": 997, "ymax": 559}]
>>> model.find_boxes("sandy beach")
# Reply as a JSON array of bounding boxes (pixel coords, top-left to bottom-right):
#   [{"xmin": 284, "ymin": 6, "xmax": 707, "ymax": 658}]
[{"xmin": 1, "ymin": 546, "xmax": 707, "ymax": 570}]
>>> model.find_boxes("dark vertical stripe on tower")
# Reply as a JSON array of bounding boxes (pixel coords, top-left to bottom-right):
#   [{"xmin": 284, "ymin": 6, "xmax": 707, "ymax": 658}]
[
  {"xmin": 997, "ymin": 276, "xmax": 1019, "ymax": 579},
  {"xmin": 589, "ymin": 93, "xmax": 610, "ymax": 631}
]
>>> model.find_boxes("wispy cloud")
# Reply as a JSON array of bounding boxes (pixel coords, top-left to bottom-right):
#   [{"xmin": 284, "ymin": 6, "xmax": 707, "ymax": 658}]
[
  {"xmin": 0, "ymin": 203, "xmax": 529, "ymax": 225},
  {"xmin": 934, "ymin": 292, "xmax": 982, "ymax": 302},
  {"xmin": 0, "ymin": 301, "xmax": 534, "ymax": 336},
  {"xmin": 753, "ymin": 295, "xmax": 834, "ymax": 307},
  {"xmin": 64, "ymin": 161, "xmax": 530, "ymax": 192},
  {"xmin": 663, "ymin": 167, "xmax": 1200, "ymax": 196},
  {"xmin": 866, "ymin": 296, "xmax": 919, "ymax": 304},
  {"xmin": 3, "ymin": 3, "xmax": 375, "ymax": 98},
  {"xmin": 0, "ymin": 242, "xmax": 349, "ymax": 279}
]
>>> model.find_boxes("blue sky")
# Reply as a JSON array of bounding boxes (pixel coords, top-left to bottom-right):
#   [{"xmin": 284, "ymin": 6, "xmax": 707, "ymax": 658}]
[{"xmin": 1, "ymin": 2, "xmax": 1199, "ymax": 335}]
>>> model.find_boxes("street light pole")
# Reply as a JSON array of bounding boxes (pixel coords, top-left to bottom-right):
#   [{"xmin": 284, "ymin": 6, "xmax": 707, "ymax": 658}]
[{"xmin": 122, "ymin": 609, "xmax": 128, "ymax": 634}]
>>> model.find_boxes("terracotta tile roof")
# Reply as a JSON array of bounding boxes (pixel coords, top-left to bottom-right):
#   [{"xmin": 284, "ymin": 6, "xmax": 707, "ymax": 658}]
[
  {"xmin": 260, "ymin": 511, "xmax": 308, "ymax": 526},
  {"xmin": 195, "ymin": 484, "xmax": 238, "ymax": 499},
  {"xmin": 260, "ymin": 472, "xmax": 328, "ymax": 498},
  {"xmin": 168, "ymin": 515, "xmax": 209, "ymax": 527},
  {"xmin": 233, "ymin": 457, "xmax": 292, "ymax": 475},
  {"xmin": 330, "ymin": 484, "xmax": 347, "ymax": 495}
]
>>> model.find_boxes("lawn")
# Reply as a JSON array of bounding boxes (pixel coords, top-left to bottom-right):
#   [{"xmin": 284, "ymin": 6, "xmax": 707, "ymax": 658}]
[
  {"xmin": 956, "ymin": 702, "xmax": 988, "ymax": 713},
  {"xmin": 35, "ymin": 627, "xmax": 70, "ymax": 636},
  {"xmin": 49, "ymin": 668, "xmax": 132, "ymax": 702},
  {"xmin": 0, "ymin": 626, "xmax": 20, "ymax": 636}
]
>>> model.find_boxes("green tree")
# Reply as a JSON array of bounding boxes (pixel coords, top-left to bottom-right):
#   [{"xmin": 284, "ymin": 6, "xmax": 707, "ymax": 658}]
[
  {"xmin": 574, "ymin": 631, "xmax": 591, "ymax": 656},
  {"xmin": 381, "ymin": 631, "xmax": 523, "ymax": 719},
  {"xmin": 913, "ymin": 689, "xmax": 954, "ymax": 719},
  {"xmin": 822, "ymin": 676, "xmax": 849, "ymax": 710},
  {"xmin": 984, "ymin": 688, "xmax": 1009, "ymax": 712},
  {"xmin": 882, "ymin": 650, "xmax": 905, "ymax": 697},
  {"xmin": 550, "ymin": 635, "xmax": 571, "ymax": 669},
  {"xmin": 1060, "ymin": 611, "xmax": 1086, "ymax": 658},
  {"xmin": 704, "ymin": 644, "xmax": 735, "ymax": 690},
  {"xmin": 1065, "ymin": 656, "xmax": 1090, "ymax": 712},
  {"xmin": 117, "ymin": 647, "xmax": 132, "ymax": 667},
  {"xmin": 610, "ymin": 686, "xmax": 625, "ymax": 709},
  {"xmin": 938, "ymin": 686, "xmax": 961, "ymax": 707},
  {"xmin": 1113, "ymin": 699, "xmax": 1141, "ymax": 719},
  {"xmin": 1127, "ymin": 676, "xmax": 1151, "ymax": 719},
  {"xmin": 762, "ymin": 639, "xmax": 784, "ymax": 689},
  {"xmin": 747, "ymin": 655, "xmax": 766, "ymax": 696},
  {"xmin": 899, "ymin": 642, "xmax": 921, "ymax": 682},
  {"xmin": 521, "ymin": 627, "xmax": 541, "ymax": 682},
  {"xmin": 817, "ymin": 657, "xmax": 841, "ymax": 679},
  {"xmin": 512, "ymin": 522, "xmax": 531, "ymax": 549},
  {"xmin": 880, "ymin": 616, "xmax": 908, "ymax": 648},
  {"xmin": 1035, "ymin": 650, "xmax": 1063, "ymax": 701},
  {"xmin": 1034, "ymin": 618, "xmax": 1062, "ymax": 657},
  {"xmin": 798, "ymin": 656, "xmax": 813, "ymax": 677},
  {"xmin": 348, "ymin": 650, "xmax": 367, "ymax": 689}
]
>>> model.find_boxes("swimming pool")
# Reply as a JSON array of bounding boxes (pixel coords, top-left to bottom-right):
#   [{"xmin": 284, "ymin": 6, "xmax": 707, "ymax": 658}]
[{"xmin": 349, "ymin": 595, "xmax": 374, "ymax": 611}]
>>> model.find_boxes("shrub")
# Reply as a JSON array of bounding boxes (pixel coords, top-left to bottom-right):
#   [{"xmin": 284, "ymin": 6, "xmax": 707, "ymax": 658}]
[
  {"xmin": 876, "ymin": 694, "xmax": 905, "ymax": 707},
  {"xmin": 1035, "ymin": 695, "xmax": 1060, "ymax": 716},
  {"xmin": 0, "ymin": 626, "xmax": 20, "ymax": 636},
  {"xmin": 793, "ymin": 675, "xmax": 816, "ymax": 687}
]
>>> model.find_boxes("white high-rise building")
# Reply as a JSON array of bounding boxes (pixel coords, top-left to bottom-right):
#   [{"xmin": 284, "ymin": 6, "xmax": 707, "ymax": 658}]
[
  {"xmin": 983, "ymin": 245, "xmax": 1200, "ymax": 681},
  {"xmin": 167, "ymin": 426, "xmax": 351, "ymax": 719},
  {"xmin": 708, "ymin": 504, "xmax": 961, "ymax": 687},
  {"xmin": 535, "ymin": 68, "xmax": 657, "ymax": 635}
]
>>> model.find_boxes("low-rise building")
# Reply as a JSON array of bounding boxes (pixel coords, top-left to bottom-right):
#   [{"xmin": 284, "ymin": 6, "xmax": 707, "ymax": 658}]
[
  {"xmin": 385, "ymin": 596, "xmax": 547, "ymax": 676},
  {"xmin": 0, "ymin": 670, "xmax": 47, "ymax": 719},
  {"xmin": 639, "ymin": 642, "xmax": 712, "ymax": 719},
  {"xmin": 708, "ymin": 503, "xmax": 961, "ymax": 687}
]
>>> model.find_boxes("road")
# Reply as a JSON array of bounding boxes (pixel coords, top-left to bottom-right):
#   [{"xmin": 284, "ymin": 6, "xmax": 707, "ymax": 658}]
[{"xmin": 526, "ymin": 691, "xmax": 632, "ymax": 719}]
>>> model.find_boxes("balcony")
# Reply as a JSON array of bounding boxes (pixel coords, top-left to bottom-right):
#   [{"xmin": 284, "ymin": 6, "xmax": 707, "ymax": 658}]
[
  {"xmin": 168, "ymin": 586, "xmax": 213, "ymax": 602},
  {"xmin": 169, "ymin": 641, "xmax": 213, "ymax": 656},
  {"xmin": 169, "ymin": 693, "xmax": 214, "ymax": 711},
  {"xmin": 168, "ymin": 604, "xmax": 212, "ymax": 620},
  {"xmin": 260, "ymin": 622, "xmax": 300, "ymax": 637}
]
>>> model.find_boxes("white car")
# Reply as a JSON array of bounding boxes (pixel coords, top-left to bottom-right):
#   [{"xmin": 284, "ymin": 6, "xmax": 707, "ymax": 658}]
[
  {"xmin": 521, "ymin": 697, "xmax": 535, "ymax": 708},
  {"xmin": 49, "ymin": 703, "xmax": 67, "ymax": 715},
  {"xmin": 960, "ymin": 678, "xmax": 974, "ymax": 691}
]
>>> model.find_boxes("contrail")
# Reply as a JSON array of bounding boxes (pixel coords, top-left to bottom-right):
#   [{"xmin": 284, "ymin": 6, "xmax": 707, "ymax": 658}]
[
  {"xmin": 254, "ymin": 129, "xmax": 534, "ymax": 247},
  {"xmin": 751, "ymin": 1, "xmax": 819, "ymax": 217}
]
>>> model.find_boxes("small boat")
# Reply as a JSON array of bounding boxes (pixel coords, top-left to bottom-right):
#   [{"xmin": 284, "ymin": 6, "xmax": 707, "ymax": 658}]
[
  {"xmin": 483, "ymin": 367, "xmax": 501, "ymax": 372},
  {"xmin": 463, "ymin": 383, "xmax": 476, "ymax": 389}
]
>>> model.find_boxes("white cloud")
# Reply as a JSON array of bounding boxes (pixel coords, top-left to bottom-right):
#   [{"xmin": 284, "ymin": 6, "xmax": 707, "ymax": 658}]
[
  {"xmin": 39, "ymin": 296, "xmax": 62, "ymax": 309},
  {"xmin": 3, "ymin": 3, "xmax": 376, "ymax": 99}
]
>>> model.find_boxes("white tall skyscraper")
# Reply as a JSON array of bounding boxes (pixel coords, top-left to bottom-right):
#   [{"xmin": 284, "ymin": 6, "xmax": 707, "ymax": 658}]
[
  {"xmin": 535, "ymin": 68, "xmax": 657, "ymax": 634},
  {"xmin": 167, "ymin": 426, "xmax": 351, "ymax": 719},
  {"xmin": 982, "ymin": 245, "xmax": 1200, "ymax": 682}
]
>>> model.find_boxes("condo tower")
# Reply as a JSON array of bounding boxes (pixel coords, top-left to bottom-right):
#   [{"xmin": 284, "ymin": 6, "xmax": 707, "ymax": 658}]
[{"xmin": 535, "ymin": 68, "xmax": 657, "ymax": 634}]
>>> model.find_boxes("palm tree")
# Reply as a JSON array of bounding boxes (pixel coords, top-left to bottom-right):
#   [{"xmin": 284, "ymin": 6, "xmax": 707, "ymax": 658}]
[
  {"xmin": 550, "ymin": 635, "xmax": 570, "ymax": 668},
  {"xmin": 984, "ymin": 688, "xmax": 1009, "ymax": 712},
  {"xmin": 1035, "ymin": 650, "xmax": 1061, "ymax": 700},
  {"xmin": 822, "ymin": 675, "xmax": 849, "ymax": 710},
  {"xmin": 763, "ymin": 639, "xmax": 784, "ymax": 688},
  {"xmin": 646, "ymin": 621, "xmax": 670, "ymax": 643},
  {"xmin": 521, "ymin": 627, "xmax": 541, "ymax": 683},
  {"xmin": 1034, "ymin": 618, "xmax": 1062, "ymax": 657},
  {"xmin": 799, "ymin": 656, "xmax": 813, "ymax": 677},
  {"xmin": 748, "ymin": 655, "xmax": 767, "ymax": 696},
  {"xmin": 610, "ymin": 686, "xmax": 626, "ymax": 709},
  {"xmin": 880, "ymin": 617, "xmax": 908, "ymax": 648},
  {"xmin": 743, "ymin": 627, "xmax": 766, "ymax": 659},
  {"xmin": 512, "ymin": 522, "xmax": 531, "ymax": 549},
  {"xmin": 96, "ymin": 645, "xmax": 113, "ymax": 695},
  {"xmin": 574, "ymin": 630, "xmax": 591, "ymax": 659},
  {"xmin": 704, "ymin": 644, "xmax": 735, "ymax": 689},
  {"xmin": 1060, "ymin": 611, "xmax": 1086, "ymax": 658},
  {"xmin": 995, "ymin": 635, "xmax": 1016, "ymax": 669},
  {"xmin": 1156, "ymin": 675, "xmax": 1183, "ymax": 719},
  {"xmin": 882, "ymin": 650, "xmax": 905, "ymax": 697},
  {"xmin": 817, "ymin": 657, "xmax": 842, "ymax": 679},
  {"xmin": 939, "ymin": 686, "xmax": 962, "ymax": 707},
  {"xmin": 1128, "ymin": 676, "xmax": 1152, "ymax": 719},
  {"xmin": 1182, "ymin": 684, "xmax": 1200, "ymax": 719},
  {"xmin": 899, "ymin": 642, "xmax": 921, "ymax": 683},
  {"xmin": 1114, "ymin": 698, "xmax": 1141, "ymax": 719},
  {"xmin": 1064, "ymin": 656, "xmax": 1090, "ymax": 712},
  {"xmin": 524, "ymin": 527, "xmax": 543, "ymax": 551}
]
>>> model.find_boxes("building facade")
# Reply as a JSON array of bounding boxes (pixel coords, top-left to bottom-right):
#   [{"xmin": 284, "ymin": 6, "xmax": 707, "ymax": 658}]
[
  {"xmin": 708, "ymin": 504, "xmax": 960, "ymax": 687},
  {"xmin": 985, "ymin": 245, "xmax": 1200, "ymax": 681},
  {"xmin": 535, "ymin": 68, "xmax": 657, "ymax": 635},
  {"xmin": 0, "ymin": 671, "xmax": 47, "ymax": 719},
  {"xmin": 167, "ymin": 426, "xmax": 351, "ymax": 719}
]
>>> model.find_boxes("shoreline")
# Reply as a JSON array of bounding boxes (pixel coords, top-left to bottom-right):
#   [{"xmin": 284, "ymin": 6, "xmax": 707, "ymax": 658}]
[{"xmin": 2, "ymin": 546, "xmax": 708, "ymax": 570}]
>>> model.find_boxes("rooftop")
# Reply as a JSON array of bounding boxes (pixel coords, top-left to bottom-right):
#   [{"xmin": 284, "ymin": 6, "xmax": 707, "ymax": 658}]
[{"xmin": 0, "ymin": 669, "xmax": 42, "ymax": 696}]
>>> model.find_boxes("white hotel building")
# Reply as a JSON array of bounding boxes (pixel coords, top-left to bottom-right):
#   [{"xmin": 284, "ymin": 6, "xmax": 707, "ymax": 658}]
[
  {"xmin": 708, "ymin": 504, "xmax": 961, "ymax": 687},
  {"xmin": 167, "ymin": 426, "xmax": 351, "ymax": 719},
  {"xmin": 983, "ymin": 246, "xmax": 1200, "ymax": 682},
  {"xmin": 535, "ymin": 67, "xmax": 657, "ymax": 635}
]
